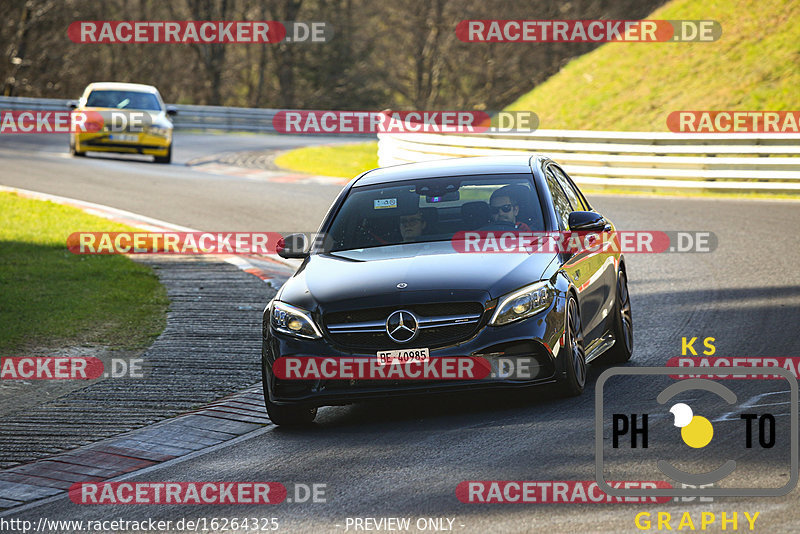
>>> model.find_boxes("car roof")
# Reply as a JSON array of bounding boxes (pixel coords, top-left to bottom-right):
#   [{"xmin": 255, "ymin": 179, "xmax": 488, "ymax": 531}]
[
  {"xmin": 353, "ymin": 155, "xmax": 544, "ymax": 187},
  {"xmin": 84, "ymin": 82, "xmax": 160, "ymax": 94}
]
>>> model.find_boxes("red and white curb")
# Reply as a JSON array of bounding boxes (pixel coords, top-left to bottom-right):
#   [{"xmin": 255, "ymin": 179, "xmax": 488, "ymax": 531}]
[{"xmin": 0, "ymin": 386, "xmax": 270, "ymax": 512}]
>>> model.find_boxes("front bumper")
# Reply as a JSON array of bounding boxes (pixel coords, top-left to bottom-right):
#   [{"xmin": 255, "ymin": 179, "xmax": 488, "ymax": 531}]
[
  {"xmin": 262, "ymin": 296, "xmax": 567, "ymax": 407},
  {"xmin": 74, "ymin": 132, "xmax": 171, "ymax": 155}
]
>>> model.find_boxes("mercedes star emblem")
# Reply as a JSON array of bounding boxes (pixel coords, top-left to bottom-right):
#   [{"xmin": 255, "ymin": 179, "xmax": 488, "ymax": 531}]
[{"xmin": 385, "ymin": 310, "xmax": 418, "ymax": 343}]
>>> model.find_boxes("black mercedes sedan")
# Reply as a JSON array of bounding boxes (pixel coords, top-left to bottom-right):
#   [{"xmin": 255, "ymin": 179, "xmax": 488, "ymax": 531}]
[{"xmin": 262, "ymin": 155, "xmax": 633, "ymax": 425}]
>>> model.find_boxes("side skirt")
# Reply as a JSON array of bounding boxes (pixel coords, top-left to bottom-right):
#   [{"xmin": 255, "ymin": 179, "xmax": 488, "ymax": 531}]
[{"xmin": 585, "ymin": 332, "xmax": 616, "ymax": 364}]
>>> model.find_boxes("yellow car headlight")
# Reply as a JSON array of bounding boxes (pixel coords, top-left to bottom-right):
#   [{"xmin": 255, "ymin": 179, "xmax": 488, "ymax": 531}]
[{"xmin": 146, "ymin": 126, "xmax": 171, "ymax": 138}]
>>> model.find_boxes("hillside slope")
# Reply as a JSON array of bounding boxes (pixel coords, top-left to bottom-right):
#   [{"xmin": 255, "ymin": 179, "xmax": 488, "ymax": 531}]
[{"xmin": 506, "ymin": 0, "xmax": 800, "ymax": 130}]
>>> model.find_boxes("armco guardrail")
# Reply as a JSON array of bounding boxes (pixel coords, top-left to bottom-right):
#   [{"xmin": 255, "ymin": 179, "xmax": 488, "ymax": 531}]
[
  {"xmin": 0, "ymin": 96, "xmax": 277, "ymax": 132},
  {"xmin": 377, "ymin": 131, "xmax": 800, "ymax": 192},
  {"xmin": 4, "ymin": 95, "xmax": 798, "ymax": 192}
]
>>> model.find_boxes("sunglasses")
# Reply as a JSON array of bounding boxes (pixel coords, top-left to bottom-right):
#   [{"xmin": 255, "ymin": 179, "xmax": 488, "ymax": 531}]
[{"xmin": 490, "ymin": 204, "xmax": 514, "ymax": 214}]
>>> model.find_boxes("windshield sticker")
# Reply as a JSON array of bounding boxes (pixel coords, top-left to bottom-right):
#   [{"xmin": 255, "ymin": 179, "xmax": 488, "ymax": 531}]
[{"xmin": 374, "ymin": 198, "xmax": 398, "ymax": 209}]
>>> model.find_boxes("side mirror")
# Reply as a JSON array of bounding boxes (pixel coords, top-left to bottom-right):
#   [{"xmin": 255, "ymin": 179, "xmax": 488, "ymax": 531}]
[
  {"xmin": 277, "ymin": 233, "xmax": 309, "ymax": 259},
  {"xmin": 165, "ymin": 105, "xmax": 178, "ymax": 117},
  {"xmin": 568, "ymin": 211, "xmax": 607, "ymax": 232},
  {"xmin": 67, "ymin": 100, "xmax": 78, "ymax": 109}
]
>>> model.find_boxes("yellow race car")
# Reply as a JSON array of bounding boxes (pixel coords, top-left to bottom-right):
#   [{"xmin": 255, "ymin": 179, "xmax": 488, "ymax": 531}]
[{"xmin": 69, "ymin": 82, "xmax": 176, "ymax": 164}]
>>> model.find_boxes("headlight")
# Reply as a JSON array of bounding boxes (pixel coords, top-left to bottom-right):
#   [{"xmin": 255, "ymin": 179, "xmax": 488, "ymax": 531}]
[
  {"xmin": 490, "ymin": 281, "xmax": 553, "ymax": 326},
  {"xmin": 147, "ymin": 126, "xmax": 171, "ymax": 138},
  {"xmin": 270, "ymin": 301, "xmax": 322, "ymax": 339}
]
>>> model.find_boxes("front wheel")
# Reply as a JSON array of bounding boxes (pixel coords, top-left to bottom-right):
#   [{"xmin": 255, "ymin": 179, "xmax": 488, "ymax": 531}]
[
  {"xmin": 69, "ymin": 137, "xmax": 85, "ymax": 157},
  {"xmin": 265, "ymin": 399, "xmax": 317, "ymax": 427},
  {"xmin": 262, "ymin": 353, "xmax": 317, "ymax": 426},
  {"xmin": 153, "ymin": 146, "xmax": 171, "ymax": 164},
  {"xmin": 561, "ymin": 295, "xmax": 586, "ymax": 397}
]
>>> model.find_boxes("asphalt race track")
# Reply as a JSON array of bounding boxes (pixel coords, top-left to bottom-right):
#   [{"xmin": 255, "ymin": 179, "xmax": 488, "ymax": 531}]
[{"xmin": 1, "ymin": 133, "xmax": 799, "ymax": 532}]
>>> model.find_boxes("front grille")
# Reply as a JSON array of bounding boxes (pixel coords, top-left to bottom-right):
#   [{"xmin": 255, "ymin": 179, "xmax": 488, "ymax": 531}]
[{"xmin": 324, "ymin": 302, "xmax": 485, "ymax": 350}]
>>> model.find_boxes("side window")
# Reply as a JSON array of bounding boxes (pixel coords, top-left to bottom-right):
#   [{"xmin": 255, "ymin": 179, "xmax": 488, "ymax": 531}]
[
  {"xmin": 551, "ymin": 165, "xmax": 588, "ymax": 211},
  {"xmin": 544, "ymin": 168, "xmax": 572, "ymax": 229}
]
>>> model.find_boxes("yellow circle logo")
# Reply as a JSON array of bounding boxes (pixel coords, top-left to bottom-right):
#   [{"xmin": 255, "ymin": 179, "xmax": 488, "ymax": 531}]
[
  {"xmin": 670, "ymin": 403, "xmax": 714, "ymax": 448},
  {"xmin": 680, "ymin": 415, "xmax": 714, "ymax": 448}
]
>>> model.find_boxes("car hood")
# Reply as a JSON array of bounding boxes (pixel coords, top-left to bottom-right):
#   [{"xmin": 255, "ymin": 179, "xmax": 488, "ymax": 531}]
[{"xmin": 278, "ymin": 242, "xmax": 557, "ymax": 311}]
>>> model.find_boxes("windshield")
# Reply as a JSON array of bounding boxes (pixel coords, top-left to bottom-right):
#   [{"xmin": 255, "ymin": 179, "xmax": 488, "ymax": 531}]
[
  {"xmin": 85, "ymin": 90, "xmax": 162, "ymax": 111},
  {"xmin": 327, "ymin": 174, "xmax": 545, "ymax": 253}
]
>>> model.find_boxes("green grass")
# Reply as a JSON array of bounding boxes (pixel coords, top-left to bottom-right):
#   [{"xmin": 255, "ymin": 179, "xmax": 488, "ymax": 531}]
[
  {"xmin": 0, "ymin": 192, "xmax": 168, "ymax": 355},
  {"xmin": 274, "ymin": 142, "xmax": 378, "ymax": 179},
  {"xmin": 506, "ymin": 0, "xmax": 800, "ymax": 130}
]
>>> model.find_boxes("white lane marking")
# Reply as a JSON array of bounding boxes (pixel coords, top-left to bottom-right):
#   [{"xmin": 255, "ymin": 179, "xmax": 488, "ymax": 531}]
[{"xmin": 714, "ymin": 390, "xmax": 792, "ymax": 422}]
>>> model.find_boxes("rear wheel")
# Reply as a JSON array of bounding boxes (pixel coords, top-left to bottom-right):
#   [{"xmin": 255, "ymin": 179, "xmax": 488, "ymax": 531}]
[
  {"xmin": 561, "ymin": 295, "xmax": 586, "ymax": 396},
  {"xmin": 595, "ymin": 270, "xmax": 633, "ymax": 365}
]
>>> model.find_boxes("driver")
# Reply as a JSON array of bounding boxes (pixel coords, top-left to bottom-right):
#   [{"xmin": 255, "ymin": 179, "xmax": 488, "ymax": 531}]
[
  {"xmin": 489, "ymin": 187, "xmax": 531, "ymax": 231},
  {"xmin": 399, "ymin": 209, "xmax": 427, "ymax": 242}
]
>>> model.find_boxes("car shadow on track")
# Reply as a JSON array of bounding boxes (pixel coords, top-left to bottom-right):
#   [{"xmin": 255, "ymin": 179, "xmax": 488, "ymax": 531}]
[
  {"xmin": 80, "ymin": 153, "xmax": 164, "ymax": 165},
  {"xmin": 271, "ymin": 363, "xmax": 615, "ymax": 434}
]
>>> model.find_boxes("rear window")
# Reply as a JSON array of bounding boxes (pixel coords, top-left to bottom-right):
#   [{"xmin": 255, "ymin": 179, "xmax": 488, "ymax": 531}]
[
  {"xmin": 86, "ymin": 90, "xmax": 162, "ymax": 111},
  {"xmin": 327, "ymin": 174, "xmax": 545, "ymax": 252}
]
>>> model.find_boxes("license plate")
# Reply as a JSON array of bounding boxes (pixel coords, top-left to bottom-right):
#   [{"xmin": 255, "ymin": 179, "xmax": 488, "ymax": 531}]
[
  {"xmin": 376, "ymin": 348, "xmax": 429, "ymax": 365},
  {"xmin": 109, "ymin": 134, "xmax": 138, "ymax": 142}
]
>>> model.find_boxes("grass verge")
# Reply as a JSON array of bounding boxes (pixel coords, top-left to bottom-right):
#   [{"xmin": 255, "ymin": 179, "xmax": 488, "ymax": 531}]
[
  {"xmin": 0, "ymin": 192, "xmax": 168, "ymax": 355},
  {"xmin": 273, "ymin": 142, "xmax": 378, "ymax": 179}
]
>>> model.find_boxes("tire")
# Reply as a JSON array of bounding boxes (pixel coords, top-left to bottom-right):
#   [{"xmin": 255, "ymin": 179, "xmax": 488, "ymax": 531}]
[
  {"xmin": 265, "ymin": 399, "xmax": 317, "ymax": 427},
  {"xmin": 561, "ymin": 295, "xmax": 587, "ymax": 397},
  {"xmin": 261, "ymin": 353, "xmax": 317, "ymax": 426},
  {"xmin": 153, "ymin": 146, "xmax": 171, "ymax": 164},
  {"xmin": 595, "ymin": 269, "xmax": 633, "ymax": 365},
  {"xmin": 70, "ymin": 137, "xmax": 85, "ymax": 157}
]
